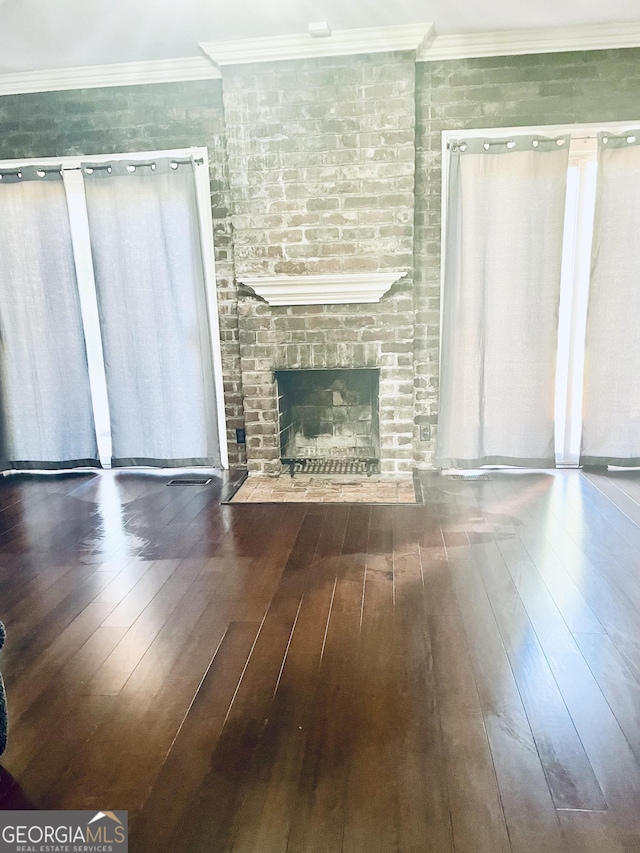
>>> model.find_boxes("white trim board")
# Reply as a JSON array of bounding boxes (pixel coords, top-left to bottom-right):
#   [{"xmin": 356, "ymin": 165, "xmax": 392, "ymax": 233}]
[
  {"xmin": 0, "ymin": 56, "xmax": 220, "ymax": 97},
  {"xmin": 200, "ymin": 23, "xmax": 434, "ymax": 66},
  {"xmin": 421, "ymin": 21, "xmax": 640, "ymax": 62},
  {"xmin": 239, "ymin": 272, "xmax": 407, "ymax": 306},
  {"xmin": 193, "ymin": 152, "xmax": 230, "ymax": 469},
  {"xmin": 0, "ymin": 20, "xmax": 638, "ymax": 97}
]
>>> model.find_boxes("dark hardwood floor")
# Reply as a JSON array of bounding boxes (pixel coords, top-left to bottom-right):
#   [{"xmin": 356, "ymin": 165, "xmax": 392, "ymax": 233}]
[{"xmin": 1, "ymin": 467, "xmax": 640, "ymax": 851}]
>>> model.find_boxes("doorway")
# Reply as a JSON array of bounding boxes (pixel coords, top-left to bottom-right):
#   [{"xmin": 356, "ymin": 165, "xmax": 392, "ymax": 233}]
[
  {"xmin": 0, "ymin": 148, "xmax": 227, "ymax": 470},
  {"xmin": 440, "ymin": 122, "xmax": 639, "ymax": 469}
]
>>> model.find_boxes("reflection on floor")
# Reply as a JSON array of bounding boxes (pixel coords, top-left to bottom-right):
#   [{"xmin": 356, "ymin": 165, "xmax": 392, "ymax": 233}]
[{"xmin": 0, "ymin": 467, "xmax": 640, "ymax": 851}]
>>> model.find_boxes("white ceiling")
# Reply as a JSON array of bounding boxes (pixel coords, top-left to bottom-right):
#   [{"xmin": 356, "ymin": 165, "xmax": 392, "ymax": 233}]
[{"xmin": 0, "ymin": 0, "xmax": 638, "ymax": 73}]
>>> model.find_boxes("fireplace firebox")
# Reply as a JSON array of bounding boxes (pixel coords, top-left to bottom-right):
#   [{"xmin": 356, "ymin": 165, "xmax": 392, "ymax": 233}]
[{"xmin": 275, "ymin": 369, "xmax": 380, "ymax": 476}]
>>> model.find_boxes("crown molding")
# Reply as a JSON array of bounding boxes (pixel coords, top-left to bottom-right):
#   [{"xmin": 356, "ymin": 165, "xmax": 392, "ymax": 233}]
[
  {"xmin": 0, "ymin": 56, "xmax": 221, "ymax": 97},
  {"xmin": 1, "ymin": 19, "xmax": 637, "ymax": 97},
  {"xmin": 239, "ymin": 272, "xmax": 407, "ymax": 306},
  {"xmin": 200, "ymin": 23, "xmax": 434, "ymax": 66},
  {"xmin": 419, "ymin": 21, "xmax": 640, "ymax": 62}
]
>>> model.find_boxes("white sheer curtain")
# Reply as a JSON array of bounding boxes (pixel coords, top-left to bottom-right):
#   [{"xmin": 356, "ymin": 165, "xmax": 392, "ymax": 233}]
[
  {"xmin": 0, "ymin": 167, "xmax": 98, "ymax": 469},
  {"xmin": 84, "ymin": 159, "xmax": 221, "ymax": 468},
  {"xmin": 436, "ymin": 136, "xmax": 569, "ymax": 469},
  {"xmin": 581, "ymin": 132, "xmax": 640, "ymax": 466}
]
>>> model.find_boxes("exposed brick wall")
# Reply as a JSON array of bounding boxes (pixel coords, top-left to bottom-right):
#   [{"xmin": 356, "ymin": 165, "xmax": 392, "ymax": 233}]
[
  {"xmin": 2, "ymin": 46, "xmax": 640, "ymax": 472},
  {"xmin": 222, "ymin": 52, "xmax": 417, "ymax": 475},
  {"xmin": 0, "ymin": 81, "xmax": 246, "ymax": 467},
  {"xmin": 413, "ymin": 47, "xmax": 640, "ymax": 467},
  {"xmin": 222, "ymin": 52, "xmax": 416, "ymax": 278}
]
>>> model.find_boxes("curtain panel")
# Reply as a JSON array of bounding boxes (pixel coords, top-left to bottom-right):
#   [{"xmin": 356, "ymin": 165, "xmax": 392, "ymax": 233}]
[
  {"xmin": 436, "ymin": 136, "xmax": 569, "ymax": 469},
  {"xmin": 581, "ymin": 132, "xmax": 640, "ymax": 466},
  {"xmin": 0, "ymin": 167, "xmax": 99, "ymax": 470},
  {"xmin": 83, "ymin": 159, "xmax": 221, "ymax": 468}
]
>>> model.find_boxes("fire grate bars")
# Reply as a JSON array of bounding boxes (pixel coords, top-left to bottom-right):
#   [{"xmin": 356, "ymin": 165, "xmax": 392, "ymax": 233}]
[{"xmin": 282, "ymin": 457, "xmax": 379, "ymax": 478}]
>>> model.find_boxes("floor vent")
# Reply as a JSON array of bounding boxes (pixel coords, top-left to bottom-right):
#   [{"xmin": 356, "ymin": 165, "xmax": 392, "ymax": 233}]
[
  {"xmin": 448, "ymin": 473, "xmax": 492, "ymax": 481},
  {"xmin": 167, "ymin": 478, "xmax": 212, "ymax": 486}
]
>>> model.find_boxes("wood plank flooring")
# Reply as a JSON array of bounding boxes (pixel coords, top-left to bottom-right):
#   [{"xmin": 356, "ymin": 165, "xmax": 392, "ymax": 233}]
[{"xmin": 1, "ymin": 468, "xmax": 640, "ymax": 851}]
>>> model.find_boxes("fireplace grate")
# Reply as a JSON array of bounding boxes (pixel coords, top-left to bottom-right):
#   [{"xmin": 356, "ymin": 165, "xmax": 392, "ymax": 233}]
[
  {"xmin": 448, "ymin": 473, "xmax": 492, "ymax": 481},
  {"xmin": 167, "ymin": 478, "xmax": 212, "ymax": 486},
  {"xmin": 282, "ymin": 457, "xmax": 379, "ymax": 478}
]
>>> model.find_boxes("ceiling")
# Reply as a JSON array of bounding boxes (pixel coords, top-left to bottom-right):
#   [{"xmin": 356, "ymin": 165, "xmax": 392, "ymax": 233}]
[{"xmin": 0, "ymin": 0, "xmax": 638, "ymax": 73}]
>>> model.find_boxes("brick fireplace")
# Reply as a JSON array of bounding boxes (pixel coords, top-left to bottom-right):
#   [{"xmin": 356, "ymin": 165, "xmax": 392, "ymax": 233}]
[
  {"xmin": 237, "ymin": 282, "xmax": 414, "ymax": 477},
  {"xmin": 225, "ymin": 50, "xmax": 418, "ymax": 478},
  {"xmin": 275, "ymin": 368, "xmax": 380, "ymax": 474}
]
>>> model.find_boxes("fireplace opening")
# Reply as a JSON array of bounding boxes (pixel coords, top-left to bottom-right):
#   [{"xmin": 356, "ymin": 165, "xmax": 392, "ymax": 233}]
[{"xmin": 275, "ymin": 369, "xmax": 380, "ymax": 476}]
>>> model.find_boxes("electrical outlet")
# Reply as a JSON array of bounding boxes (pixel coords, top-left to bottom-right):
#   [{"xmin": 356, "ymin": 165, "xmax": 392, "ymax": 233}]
[{"xmin": 420, "ymin": 424, "xmax": 431, "ymax": 442}]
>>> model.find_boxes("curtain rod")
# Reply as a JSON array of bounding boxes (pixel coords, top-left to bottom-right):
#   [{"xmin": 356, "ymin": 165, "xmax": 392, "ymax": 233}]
[
  {"xmin": 51, "ymin": 157, "xmax": 202, "ymax": 171},
  {"xmin": 0, "ymin": 156, "xmax": 204, "ymax": 179},
  {"xmin": 0, "ymin": 167, "xmax": 64, "ymax": 180},
  {"xmin": 80, "ymin": 157, "xmax": 201, "ymax": 170},
  {"xmin": 448, "ymin": 131, "xmax": 639, "ymax": 149},
  {"xmin": 449, "ymin": 131, "xmax": 638, "ymax": 145}
]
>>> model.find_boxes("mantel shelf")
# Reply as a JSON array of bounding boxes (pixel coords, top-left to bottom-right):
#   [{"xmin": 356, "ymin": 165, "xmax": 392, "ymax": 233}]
[{"xmin": 239, "ymin": 271, "xmax": 407, "ymax": 306}]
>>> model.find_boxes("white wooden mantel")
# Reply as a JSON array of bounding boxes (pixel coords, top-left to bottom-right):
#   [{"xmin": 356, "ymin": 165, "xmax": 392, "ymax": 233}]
[{"xmin": 239, "ymin": 271, "xmax": 407, "ymax": 306}]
